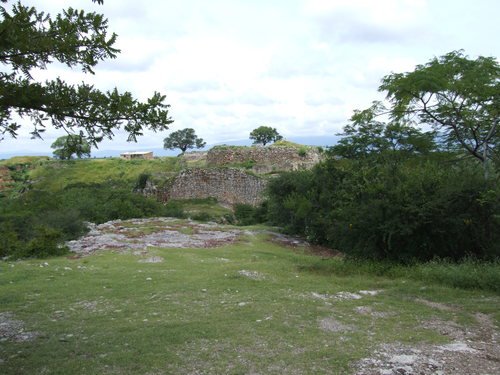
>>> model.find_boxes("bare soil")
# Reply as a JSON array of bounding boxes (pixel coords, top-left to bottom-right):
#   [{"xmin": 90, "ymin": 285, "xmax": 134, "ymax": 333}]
[{"xmin": 353, "ymin": 306, "xmax": 500, "ymax": 375}]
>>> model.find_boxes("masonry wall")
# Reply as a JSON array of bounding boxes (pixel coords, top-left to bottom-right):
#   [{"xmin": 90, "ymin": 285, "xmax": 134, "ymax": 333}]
[
  {"xmin": 168, "ymin": 168, "xmax": 267, "ymax": 206},
  {"xmin": 206, "ymin": 146, "xmax": 322, "ymax": 173},
  {"xmin": 139, "ymin": 168, "xmax": 268, "ymax": 206}
]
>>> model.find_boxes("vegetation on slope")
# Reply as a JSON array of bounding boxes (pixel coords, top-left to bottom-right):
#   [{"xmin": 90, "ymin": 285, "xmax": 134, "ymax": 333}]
[{"xmin": 0, "ymin": 157, "xmax": 186, "ymax": 259}]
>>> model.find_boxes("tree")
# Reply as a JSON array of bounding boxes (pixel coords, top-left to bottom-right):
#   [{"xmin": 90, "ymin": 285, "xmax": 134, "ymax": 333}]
[
  {"xmin": 51, "ymin": 135, "xmax": 91, "ymax": 160},
  {"xmin": 249, "ymin": 126, "xmax": 283, "ymax": 146},
  {"xmin": 163, "ymin": 128, "xmax": 206, "ymax": 154},
  {"xmin": 330, "ymin": 101, "xmax": 437, "ymax": 159},
  {"xmin": 0, "ymin": 0, "xmax": 173, "ymax": 146},
  {"xmin": 379, "ymin": 50, "xmax": 499, "ymax": 174}
]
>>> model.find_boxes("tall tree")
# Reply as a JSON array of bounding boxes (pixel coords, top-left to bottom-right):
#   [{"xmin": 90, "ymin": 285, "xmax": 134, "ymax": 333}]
[
  {"xmin": 379, "ymin": 50, "xmax": 499, "ymax": 173},
  {"xmin": 163, "ymin": 128, "xmax": 206, "ymax": 154},
  {"xmin": 51, "ymin": 135, "xmax": 91, "ymax": 160},
  {"xmin": 249, "ymin": 126, "xmax": 283, "ymax": 146},
  {"xmin": 0, "ymin": 0, "xmax": 173, "ymax": 146},
  {"xmin": 331, "ymin": 101, "xmax": 437, "ymax": 159}
]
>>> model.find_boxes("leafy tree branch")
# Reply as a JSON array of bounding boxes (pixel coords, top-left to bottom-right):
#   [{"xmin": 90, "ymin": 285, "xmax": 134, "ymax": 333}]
[{"xmin": 0, "ymin": 0, "xmax": 173, "ymax": 145}]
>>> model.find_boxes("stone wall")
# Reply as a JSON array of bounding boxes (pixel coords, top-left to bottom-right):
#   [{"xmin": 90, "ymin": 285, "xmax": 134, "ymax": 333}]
[
  {"xmin": 169, "ymin": 168, "xmax": 267, "ymax": 206},
  {"xmin": 206, "ymin": 145, "xmax": 322, "ymax": 173},
  {"xmin": 140, "ymin": 145, "xmax": 323, "ymax": 207},
  {"xmin": 139, "ymin": 168, "xmax": 268, "ymax": 206},
  {"xmin": 0, "ymin": 166, "xmax": 14, "ymax": 192},
  {"xmin": 180, "ymin": 151, "xmax": 208, "ymax": 163}
]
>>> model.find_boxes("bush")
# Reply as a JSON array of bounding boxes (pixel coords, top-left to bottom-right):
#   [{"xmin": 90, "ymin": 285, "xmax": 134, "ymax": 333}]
[
  {"xmin": 233, "ymin": 204, "xmax": 262, "ymax": 226},
  {"xmin": 135, "ymin": 173, "xmax": 150, "ymax": 190},
  {"xmin": 297, "ymin": 147, "xmax": 307, "ymax": 157},
  {"xmin": 21, "ymin": 226, "xmax": 69, "ymax": 258},
  {"xmin": 0, "ymin": 182, "xmax": 182, "ymax": 258},
  {"xmin": 267, "ymin": 156, "xmax": 500, "ymax": 262},
  {"xmin": 191, "ymin": 212, "xmax": 212, "ymax": 222}
]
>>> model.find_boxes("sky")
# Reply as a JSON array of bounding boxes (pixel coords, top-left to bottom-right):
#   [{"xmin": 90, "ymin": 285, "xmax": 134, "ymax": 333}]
[{"xmin": 1, "ymin": 0, "xmax": 499, "ymax": 156}]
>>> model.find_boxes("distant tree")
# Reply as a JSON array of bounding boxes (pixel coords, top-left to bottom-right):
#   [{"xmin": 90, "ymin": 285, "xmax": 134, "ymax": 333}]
[
  {"xmin": 249, "ymin": 126, "xmax": 283, "ymax": 146},
  {"xmin": 379, "ymin": 50, "xmax": 499, "ymax": 175},
  {"xmin": 163, "ymin": 128, "xmax": 206, "ymax": 154},
  {"xmin": 0, "ymin": 0, "xmax": 173, "ymax": 146},
  {"xmin": 51, "ymin": 135, "xmax": 91, "ymax": 160}
]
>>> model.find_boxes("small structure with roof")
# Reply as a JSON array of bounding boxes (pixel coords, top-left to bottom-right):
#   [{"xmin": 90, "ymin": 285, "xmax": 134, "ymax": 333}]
[{"xmin": 120, "ymin": 151, "xmax": 153, "ymax": 160}]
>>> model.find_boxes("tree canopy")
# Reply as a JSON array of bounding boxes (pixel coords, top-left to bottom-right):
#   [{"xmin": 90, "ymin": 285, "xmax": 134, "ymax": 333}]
[
  {"xmin": 51, "ymin": 135, "xmax": 91, "ymax": 160},
  {"xmin": 249, "ymin": 126, "xmax": 283, "ymax": 146},
  {"xmin": 379, "ymin": 50, "xmax": 499, "ymax": 167},
  {"xmin": 0, "ymin": 0, "xmax": 173, "ymax": 146},
  {"xmin": 331, "ymin": 102, "xmax": 437, "ymax": 159},
  {"xmin": 163, "ymin": 128, "xmax": 206, "ymax": 154}
]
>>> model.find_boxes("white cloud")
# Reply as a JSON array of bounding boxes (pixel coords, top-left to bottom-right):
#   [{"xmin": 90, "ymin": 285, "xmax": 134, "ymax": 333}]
[{"xmin": 305, "ymin": 0, "xmax": 428, "ymax": 44}]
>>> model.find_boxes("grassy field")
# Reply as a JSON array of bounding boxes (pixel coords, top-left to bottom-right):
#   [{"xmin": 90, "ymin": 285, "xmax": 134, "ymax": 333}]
[
  {"xmin": 1, "ymin": 224, "xmax": 499, "ymax": 374},
  {"xmin": 0, "ymin": 156, "xmax": 185, "ymax": 194},
  {"xmin": 28, "ymin": 158, "xmax": 183, "ymax": 191}
]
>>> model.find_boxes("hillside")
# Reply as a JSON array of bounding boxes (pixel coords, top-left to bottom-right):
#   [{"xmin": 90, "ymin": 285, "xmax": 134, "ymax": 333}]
[{"xmin": 0, "ymin": 156, "xmax": 183, "ymax": 195}]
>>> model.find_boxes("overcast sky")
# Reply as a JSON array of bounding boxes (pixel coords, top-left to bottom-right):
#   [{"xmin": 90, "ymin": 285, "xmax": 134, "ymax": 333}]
[{"xmin": 2, "ymin": 0, "xmax": 499, "ymax": 155}]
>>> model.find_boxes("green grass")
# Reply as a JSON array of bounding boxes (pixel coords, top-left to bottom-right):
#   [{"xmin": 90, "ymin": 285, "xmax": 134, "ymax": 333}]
[
  {"xmin": 27, "ymin": 157, "xmax": 183, "ymax": 191},
  {"xmin": 0, "ymin": 156, "xmax": 51, "ymax": 166},
  {"xmin": 300, "ymin": 257, "xmax": 500, "ymax": 293},
  {"xmin": 1, "ymin": 228, "xmax": 498, "ymax": 374},
  {"xmin": 171, "ymin": 198, "xmax": 233, "ymax": 222}
]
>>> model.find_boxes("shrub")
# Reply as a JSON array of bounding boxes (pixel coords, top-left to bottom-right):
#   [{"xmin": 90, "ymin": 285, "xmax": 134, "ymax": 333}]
[
  {"xmin": 267, "ymin": 156, "xmax": 500, "ymax": 262},
  {"xmin": 0, "ymin": 182, "xmax": 182, "ymax": 258},
  {"xmin": 297, "ymin": 147, "xmax": 307, "ymax": 157},
  {"xmin": 233, "ymin": 204, "xmax": 258, "ymax": 225},
  {"xmin": 17, "ymin": 226, "xmax": 69, "ymax": 259},
  {"xmin": 135, "ymin": 173, "xmax": 150, "ymax": 190},
  {"xmin": 191, "ymin": 212, "xmax": 212, "ymax": 222}
]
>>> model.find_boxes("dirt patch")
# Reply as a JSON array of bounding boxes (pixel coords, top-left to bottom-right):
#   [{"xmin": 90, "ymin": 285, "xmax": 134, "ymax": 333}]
[
  {"xmin": 138, "ymin": 256, "xmax": 164, "ymax": 263},
  {"xmin": 0, "ymin": 312, "xmax": 38, "ymax": 342},
  {"xmin": 415, "ymin": 298, "xmax": 457, "ymax": 312},
  {"xmin": 355, "ymin": 306, "xmax": 393, "ymax": 318},
  {"xmin": 353, "ymin": 312, "xmax": 500, "ymax": 375},
  {"xmin": 268, "ymin": 232, "xmax": 341, "ymax": 258},
  {"xmin": 238, "ymin": 270, "xmax": 265, "ymax": 280},
  {"xmin": 309, "ymin": 291, "xmax": 375, "ymax": 301},
  {"xmin": 319, "ymin": 317, "xmax": 355, "ymax": 333},
  {"xmin": 353, "ymin": 340, "xmax": 499, "ymax": 375}
]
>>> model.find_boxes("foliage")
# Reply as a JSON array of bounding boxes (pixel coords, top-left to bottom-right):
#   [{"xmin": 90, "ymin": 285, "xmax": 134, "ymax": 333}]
[
  {"xmin": 168, "ymin": 198, "xmax": 233, "ymax": 223},
  {"xmin": 265, "ymin": 51, "xmax": 499, "ymax": 263},
  {"xmin": 135, "ymin": 172, "xmax": 150, "ymax": 190},
  {"xmin": 0, "ymin": 0, "xmax": 173, "ymax": 145},
  {"xmin": 163, "ymin": 128, "xmax": 206, "ymax": 154},
  {"xmin": 330, "ymin": 101, "xmax": 437, "ymax": 159},
  {"xmin": 22, "ymin": 225, "xmax": 69, "ymax": 258},
  {"xmin": 379, "ymin": 50, "xmax": 499, "ymax": 170},
  {"xmin": 249, "ymin": 126, "xmax": 283, "ymax": 146},
  {"xmin": 266, "ymin": 157, "xmax": 500, "ymax": 262},
  {"xmin": 301, "ymin": 257, "xmax": 500, "ymax": 293},
  {"xmin": 51, "ymin": 135, "xmax": 91, "ymax": 160},
  {"xmin": 297, "ymin": 146, "xmax": 308, "ymax": 157},
  {"xmin": 233, "ymin": 203, "xmax": 267, "ymax": 226},
  {"xmin": 0, "ymin": 182, "xmax": 182, "ymax": 259}
]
